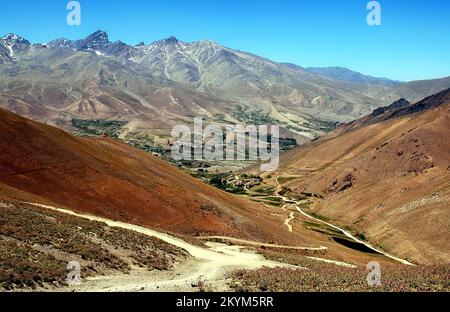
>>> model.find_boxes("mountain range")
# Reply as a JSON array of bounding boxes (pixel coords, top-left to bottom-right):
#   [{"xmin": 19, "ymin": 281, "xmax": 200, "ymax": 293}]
[{"xmin": 1, "ymin": 30, "xmax": 449, "ymax": 144}]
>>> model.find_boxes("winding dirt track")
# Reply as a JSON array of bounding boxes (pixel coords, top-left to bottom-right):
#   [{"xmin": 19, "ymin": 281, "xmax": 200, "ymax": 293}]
[
  {"xmin": 26, "ymin": 202, "xmax": 302, "ymax": 292},
  {"xmin": 274, "ymin": 176, "xmax": 415, "ymax": 266},
  {"xmin": 284, "ymin": 211, "xmax": 295, "ymax": 232}
]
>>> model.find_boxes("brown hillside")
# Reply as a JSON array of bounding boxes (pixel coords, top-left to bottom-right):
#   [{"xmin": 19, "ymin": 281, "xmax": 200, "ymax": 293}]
[
  {"xmin": 0, "ymin": 107, "xmax": 291, "ymax": 243},
  {"xmin": 274, "ymin": 90, "xmax": 450, "ymax": 264}
]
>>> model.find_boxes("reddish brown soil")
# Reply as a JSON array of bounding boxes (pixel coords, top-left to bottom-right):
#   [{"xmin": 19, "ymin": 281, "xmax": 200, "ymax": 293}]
[
  {"xmin": 272, "ymin": 92, "xmax": 450, "ymax": 264},
  {"xmin": 0, "ymin": 107, "xmax": 292, "ymax": 243}
]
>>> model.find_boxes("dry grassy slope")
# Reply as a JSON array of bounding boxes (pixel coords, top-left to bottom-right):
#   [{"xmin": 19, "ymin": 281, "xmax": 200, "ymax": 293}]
[
  {"xmin": 276, "ymin": 94, "xmax": 450, "ymax": 265},
  {"xmin": 0, "ymin": 107, "xmax": 296, "ymax": 244},
  {"xmin": 0, "ymin": 201, "xmax": 190, "ymax": 290}
]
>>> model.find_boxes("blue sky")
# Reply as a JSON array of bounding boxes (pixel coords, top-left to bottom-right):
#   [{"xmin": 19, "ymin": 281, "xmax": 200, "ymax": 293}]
[{"xmin": 1, "ymin": 0, "xmax": 449, "ymax": 81}]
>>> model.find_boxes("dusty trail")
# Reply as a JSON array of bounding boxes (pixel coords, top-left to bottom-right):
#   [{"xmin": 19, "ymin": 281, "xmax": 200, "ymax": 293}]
[
  {"xmin": 26, "ymin": 202, "xmax": 301, "ymax": 292},
  {"xmin": 274, "ymin": 176, "xmax": 415, "ymax": 266},
  {"xmin": 280, "ymin": 203, "xmax": 295, "ymax": 232},
  {"xmin": 198, "ymin": 236, "xmax": 327, "ymax": 251},
  {"xmin": 284, "ymin": 211, "xmax": 295, "ymax": 232}
]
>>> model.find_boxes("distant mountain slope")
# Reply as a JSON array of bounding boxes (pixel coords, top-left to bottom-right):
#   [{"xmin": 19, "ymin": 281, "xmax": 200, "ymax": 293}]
[
  {"xmin": 43, "ymin": 31, "xmax": 391, "ymax": 125},
  {"xmin": 376, "ymin": 76, "xmax": 450, "ymax": 104},
  {"xmin": 0, "ymin": 39, "xmax": 243, "ymax": 140},
  {"xmin": 304, "ymin": 66, "xmax": 402, "ymax": 87},
  {"xmin": 338, "ymin": 88, "xmax": 450, "ymax": 131},
  {"xmin": 0, "ymin": 107, "xmax": 295, "ymax": 243},
  {"xmin": 1, "ymin": 30, "xmax": 449, "ymax": 143},
  {"xmin": 274, "ymin": 89, "xmax": 450, "ymax": 264},
  {"xmin": 128, "ymin": 37, "xmax": 388, "ymax": 122}
]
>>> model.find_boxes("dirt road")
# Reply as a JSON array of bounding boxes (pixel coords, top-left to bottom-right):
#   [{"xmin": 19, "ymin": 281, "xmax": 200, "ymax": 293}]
[
  {"xmin": 26, "ymin": 202, "xmax": 301, "ymax": 292},
  {"xmin": 273, "ymin": 176, "xmax": 415, "ymax": 266},
  {"xmin": 197, "ymin": 236, "xmax": 327, "ymax": 251}
]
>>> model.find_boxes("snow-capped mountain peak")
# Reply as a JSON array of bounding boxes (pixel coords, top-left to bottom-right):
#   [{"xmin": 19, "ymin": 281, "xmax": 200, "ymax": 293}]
[
  {"xmin": 1, "ymin": 33, "xmax": 31, "ymax": 46},
  {"xmin": 0, "ymin": 33, "xmax": 32, "ymax": 62}
]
